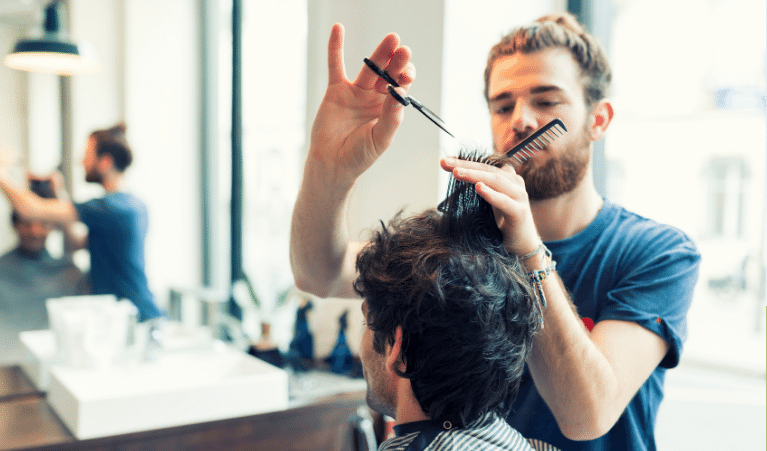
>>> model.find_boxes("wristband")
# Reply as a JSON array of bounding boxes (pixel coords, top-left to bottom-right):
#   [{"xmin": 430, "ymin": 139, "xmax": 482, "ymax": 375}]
[
  {"xmin": 525, "ymin": 244, "xmax": 556, "ymax": 326},
  {"xmin": 519, "ymin": 242, "xmax": 544, "ymax": 261}
]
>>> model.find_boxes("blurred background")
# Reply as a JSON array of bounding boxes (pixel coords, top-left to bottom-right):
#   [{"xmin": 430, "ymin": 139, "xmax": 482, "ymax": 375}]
[{"xmin": 0, "ymin": 0, "xmax": 763, "ymax": 448}]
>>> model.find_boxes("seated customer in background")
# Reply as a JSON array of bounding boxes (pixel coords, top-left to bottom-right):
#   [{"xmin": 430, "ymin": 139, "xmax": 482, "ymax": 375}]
[
  {"xmin": 0, "ymin": 211, "xmax": 88, "ymax": 364},
  {"xmin": 354, "ymin": 162, "xmax": 542, "ymax": 450}
]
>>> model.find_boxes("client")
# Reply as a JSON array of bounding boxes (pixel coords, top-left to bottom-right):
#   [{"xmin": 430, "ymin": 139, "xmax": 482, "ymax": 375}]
[{"xmin": 354, "ymin": 149, "xmax": 542, "ymax": 451}]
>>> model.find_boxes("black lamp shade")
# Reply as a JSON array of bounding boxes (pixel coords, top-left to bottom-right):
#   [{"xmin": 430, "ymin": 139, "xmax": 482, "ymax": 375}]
[
  {"xmin": 4, "ymin": 2, "xmax": 100, "ymax": 75},
  {"xmin": 12, "ymin": 39, "xmax": 80, "ymax": 56}
]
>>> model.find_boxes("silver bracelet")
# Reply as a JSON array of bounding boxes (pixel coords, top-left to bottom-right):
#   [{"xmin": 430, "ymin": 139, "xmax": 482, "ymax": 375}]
[
  {"xmin": 519, "ymin": 242, "xmax": 544, "ymax": 261},
  {"xmin": 519, "ymin": 242, "xmax": 552, "ymax": 264}
]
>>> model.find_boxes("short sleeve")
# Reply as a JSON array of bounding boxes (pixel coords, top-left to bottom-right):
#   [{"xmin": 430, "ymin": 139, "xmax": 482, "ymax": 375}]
[
  {"xmin": 74, "ymin": 199, "xmax": 102, "ymax": 228},
  {"xmin": 598, "ymin": 227, "xmax": 701, "ymax": 368}
]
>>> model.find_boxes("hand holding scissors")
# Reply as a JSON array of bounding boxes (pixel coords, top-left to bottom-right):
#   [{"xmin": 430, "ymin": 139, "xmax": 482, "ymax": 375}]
[
  {"xmin": 363, "ymin": 57, "xmax": 455, "ymax": 138},
  {"xmin": 307, "ymin": 24, "xmax": 415, "ymax": 186}
]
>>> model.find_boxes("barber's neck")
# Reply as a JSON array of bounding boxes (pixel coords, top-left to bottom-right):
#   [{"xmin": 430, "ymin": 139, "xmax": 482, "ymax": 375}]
[
  {"xmin": 530, "ymin": 164, "xmax": 603, "ymax": 242},
  {"xmin": 100, "ymin": 171, "xmax": 125, "ymax": 193}
]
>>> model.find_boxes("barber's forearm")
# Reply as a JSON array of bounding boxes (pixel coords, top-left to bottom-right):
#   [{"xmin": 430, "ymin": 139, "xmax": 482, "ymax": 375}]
[
  {"xmin": 289, "ymin": 160, "xmax": 359, "ymax": 298},
  {"xmin": 0, "ymin": 177, "xmax": 37, "ymax": 218},
  {"xmin": 523, "ymin": 254, "xmax": 623, "ymax": 440},
  {"xmin": 0, "ymin": 177, "xmax": 78, "ymax": 225}
]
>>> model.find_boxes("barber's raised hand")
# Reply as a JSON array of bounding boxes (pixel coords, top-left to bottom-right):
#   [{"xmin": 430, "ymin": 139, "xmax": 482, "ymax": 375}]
[
  {"xmin": 440, "ymin": 157, "xmax": 541, "ymax": 257},
  {"xmin": 309, "ymin": 23, "xmax": 414, "ymax": 187},
  {"xmin": 45, "ymin": 172, "xmax": 71, "ymax": 201}
]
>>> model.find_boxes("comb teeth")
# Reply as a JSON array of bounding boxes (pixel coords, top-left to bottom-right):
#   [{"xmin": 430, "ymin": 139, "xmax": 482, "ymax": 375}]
[{"xmin": 505, "ymin": 119, "xmax": 567, "ymax": 166}]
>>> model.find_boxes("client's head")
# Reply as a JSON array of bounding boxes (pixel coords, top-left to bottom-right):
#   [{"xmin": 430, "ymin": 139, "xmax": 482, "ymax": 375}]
[
  {"xmin": 354, "ymin": 147, "xmax": 541, "ymax": 427},
  {"xmin": 11, "ymin": 211, "xmax": 54, "ymax": 256}
]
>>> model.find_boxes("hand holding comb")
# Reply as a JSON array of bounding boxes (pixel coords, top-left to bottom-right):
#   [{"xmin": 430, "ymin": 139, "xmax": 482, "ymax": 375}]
[{"xmin": 437, "ymin": 119, "xmax": 568, "ymax": 214}]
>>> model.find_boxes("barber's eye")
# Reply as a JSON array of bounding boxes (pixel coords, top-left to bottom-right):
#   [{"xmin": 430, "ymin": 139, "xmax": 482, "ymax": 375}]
[{"xmin": 537, "ymin": 100, "xmax": 559, "ymax": 108}]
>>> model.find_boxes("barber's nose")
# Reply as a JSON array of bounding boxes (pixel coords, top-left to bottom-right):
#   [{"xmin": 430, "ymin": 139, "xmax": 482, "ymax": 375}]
[{"xmin": 510, "ymin": 101, "xmax": 536, "ymax": 136}]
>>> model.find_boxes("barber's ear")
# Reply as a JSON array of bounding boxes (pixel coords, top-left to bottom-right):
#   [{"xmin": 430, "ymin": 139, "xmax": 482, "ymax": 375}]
[
  {"xmin": 385, "ymin": 326, "xmax": 406, "ymax": 373},
  {"xmin": 589, "ymin": 98, "xmax": 614, "ymax": 141},
  {"xmin": 98, "ymin": 154, "xmax": 114, "ymax": 172}
]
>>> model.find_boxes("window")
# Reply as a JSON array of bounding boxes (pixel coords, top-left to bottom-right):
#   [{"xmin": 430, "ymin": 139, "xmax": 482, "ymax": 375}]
[
  {"xmin": 703, "ymin": 157, "xmax": 749, "ymax": 239},
  {"xmin": 603, "ymin": 0, "xmax": 766, "ymax": 371},
  {"xmin": 217, "ymin": 1, "xmax": 307, "ymax": 315}
]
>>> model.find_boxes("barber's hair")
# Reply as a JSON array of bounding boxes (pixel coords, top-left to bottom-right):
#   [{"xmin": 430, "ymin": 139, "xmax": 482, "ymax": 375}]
[
  {"xmin": 90, "ymin": 122, "xmax": 132, "ymax": 172},
  {"xmin": 484, "ymin": 12, "xmax": 612, "ymax": 109},
  {"xmin": 354, "ymin": 147, "xmax": 541, "ymax": 427}
]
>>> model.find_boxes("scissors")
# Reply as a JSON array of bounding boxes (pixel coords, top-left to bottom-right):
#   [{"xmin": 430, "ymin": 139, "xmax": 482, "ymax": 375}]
[{"xmin": 363, "ymin": 58, "xmax": 455, "ymax": 138}]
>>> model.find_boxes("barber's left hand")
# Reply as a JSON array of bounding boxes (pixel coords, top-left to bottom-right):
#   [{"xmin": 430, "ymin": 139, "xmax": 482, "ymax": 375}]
[
  {"xmin": 440, "ymin": 157, "xmax": 541, "ymax": 257},
  {"xmin": 47, "ymin": 172, "xmax": 70, "ymax": 200},
  {"xmin": 309, "ymin": 23, "xmax": 415, "ymax": 188}
]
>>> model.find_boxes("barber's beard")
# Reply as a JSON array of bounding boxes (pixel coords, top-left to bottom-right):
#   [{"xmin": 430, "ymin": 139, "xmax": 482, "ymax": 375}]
[
  {"xmin": 85, "ymin": 169, "xmax": 103, "ymax": 184},
  {"xmin": 520, "ymin": 124, "xmax": 591, "ymax": 200}
]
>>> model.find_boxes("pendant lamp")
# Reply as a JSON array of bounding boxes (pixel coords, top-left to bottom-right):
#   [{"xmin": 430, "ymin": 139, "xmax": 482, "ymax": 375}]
[{"xmin": 4, "ymin": 1, "xmax": 100, "ymax": 75}]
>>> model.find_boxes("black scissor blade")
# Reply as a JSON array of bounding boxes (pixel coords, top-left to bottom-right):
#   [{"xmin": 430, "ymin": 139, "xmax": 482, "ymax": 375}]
[{"xmin": 408, "ymin": 96, "xmax": 455, "ymax": 138}]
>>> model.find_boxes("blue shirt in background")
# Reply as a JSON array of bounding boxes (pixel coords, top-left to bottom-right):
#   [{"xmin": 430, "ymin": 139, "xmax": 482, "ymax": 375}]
[{"xmin": 75, "ymin": 192, "xmax": 162, "ymax": 322}]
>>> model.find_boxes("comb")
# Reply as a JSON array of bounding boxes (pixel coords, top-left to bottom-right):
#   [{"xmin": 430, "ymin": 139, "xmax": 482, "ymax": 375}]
[{"xmin": 505, "ymin": 119, "xmax": 567, "ymax": 166}]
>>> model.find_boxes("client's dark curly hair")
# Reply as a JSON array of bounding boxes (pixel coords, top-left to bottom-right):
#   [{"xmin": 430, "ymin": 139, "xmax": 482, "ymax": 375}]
[{"xmin": 354, "ymin": 147, "xmax": 541, "ymax": 427}]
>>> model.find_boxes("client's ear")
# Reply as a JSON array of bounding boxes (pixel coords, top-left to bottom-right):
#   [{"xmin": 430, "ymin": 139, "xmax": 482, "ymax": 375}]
[{"xmin": 386, "ymin": 326, "xmax": 406, "ymax": 374}]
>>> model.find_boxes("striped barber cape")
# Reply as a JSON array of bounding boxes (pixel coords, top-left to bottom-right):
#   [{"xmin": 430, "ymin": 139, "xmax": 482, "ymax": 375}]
[{"xmin": 378, "ymin": 412, "xmax": 547, "ymax": 451}]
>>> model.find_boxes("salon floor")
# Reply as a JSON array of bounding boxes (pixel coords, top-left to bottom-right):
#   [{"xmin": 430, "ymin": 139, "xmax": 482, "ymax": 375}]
[{"xmin": 655, "ymin": 359, "xmax": 766, "ymax": 450}]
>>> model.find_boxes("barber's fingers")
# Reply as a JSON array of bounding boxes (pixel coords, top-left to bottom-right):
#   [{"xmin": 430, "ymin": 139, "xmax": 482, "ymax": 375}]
[
  {"xmin": 327, "ymin": 23, "xmax": 348, "ymax": 85},
  {"xmin": 329, "ymin": 23, "xmax": 414, "ymax": 95},
  {"xmin": 440, "ymin": 156, "xmax": 514, "ymax": 174},
  {"xmin": 378, "ymin": 46, "xmax": 414, "ymax": 92},
  {"xmin": 474, "ymin": 180, "xmax": 528, "ymax": 219},
  {"xmin": 354, "ymin": 35, "xmax": 403, "ymax": 91},
  {"xmin": 48, "ymin": 171, "xmax": 64, "ymax": 187},
  {"xmin": 455, "ymin": 166, "xmax": 525, "ymax": 191},
  {"xmin": 474, "ymin": 179, "xmax": 541, "ymax": 256},
  {"xmin": 371, "ymin": 88, "xmax": 407, "ymax": 152},
  {"xmin": 448, "ymin": 162, "xmax": 528, "ymax": 204}
]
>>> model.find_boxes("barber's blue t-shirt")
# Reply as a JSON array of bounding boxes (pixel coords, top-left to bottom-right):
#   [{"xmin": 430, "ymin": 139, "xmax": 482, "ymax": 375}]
[
  {"xmin": 75, "ymin": 193, "xmax": 162, "ymax": 322},
  {"xmin": 507, "ymin": 198, "xmax": 700, "ymax": 451}
]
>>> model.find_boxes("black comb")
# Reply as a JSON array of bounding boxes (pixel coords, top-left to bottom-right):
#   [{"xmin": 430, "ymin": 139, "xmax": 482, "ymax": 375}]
[{"xmin": 505, "ymin": 119, "xmax": 567, "ymax": 166}]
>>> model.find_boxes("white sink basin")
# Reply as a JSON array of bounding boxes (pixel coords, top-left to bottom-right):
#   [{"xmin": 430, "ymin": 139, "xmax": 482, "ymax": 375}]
[
  {"xmin": 18, "ymin": 323, "xmax": 218, "ymax": 391},
  {"xmin": 18, "ymin": 329, "xmax": 57, "ymax": 390},
  {"xmin": 46, "ymin": 344, "xmax": 288, "ymax": 439}
]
